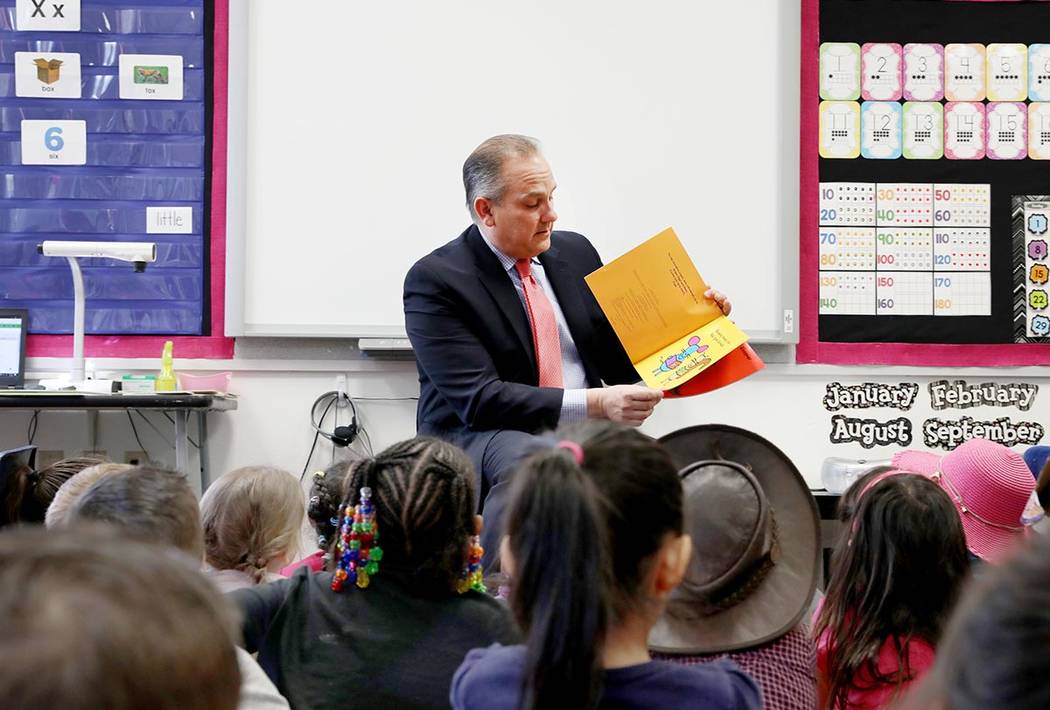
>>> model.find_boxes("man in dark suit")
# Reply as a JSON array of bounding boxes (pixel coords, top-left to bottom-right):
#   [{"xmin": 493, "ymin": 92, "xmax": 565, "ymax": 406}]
[{"xmin": 404, "ymin": 135, "xmax": 730, "ymax": 565}]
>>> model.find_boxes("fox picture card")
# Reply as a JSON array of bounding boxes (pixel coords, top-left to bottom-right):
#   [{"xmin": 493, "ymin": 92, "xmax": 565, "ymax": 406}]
[{"xmin": 118, "ymin": 54, "xmax": 183, "ymax": 101}]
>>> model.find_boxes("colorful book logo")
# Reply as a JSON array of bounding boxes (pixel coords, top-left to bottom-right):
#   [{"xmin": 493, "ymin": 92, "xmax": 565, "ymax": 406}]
[
  {"xmin": 133, "ymin": 66, "xmax": 169, "ymax": 85},
  {"xmin": 33, "ymin": 58, "xmax": 62, "ymax": 84}
]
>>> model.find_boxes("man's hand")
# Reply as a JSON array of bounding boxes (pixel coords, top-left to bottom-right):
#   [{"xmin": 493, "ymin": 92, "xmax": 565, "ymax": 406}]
[
  {"xmin": 587, "ymin": 385, "xmax": 663, "ymax": 426},
  {"xmin": 705, "ymin": 288, "xmax": 732, "ymax": 316}
]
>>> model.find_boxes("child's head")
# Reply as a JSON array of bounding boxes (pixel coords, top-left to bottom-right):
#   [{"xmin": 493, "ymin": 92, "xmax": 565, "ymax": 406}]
[
  {"xmin": 0, "ymin": 526, "xmax": 241, "ymax": 710},
  {"xmin": 925, "ymin": 533, "xmax": 1050, "ymax": 710},
  {"xmin": 200, "ymin": 466, "xmax": 304, "ymax": 582},
  {"xmin": 836, "ymin": 464, "xmax": 898, "ymax": 524},
  {"xmin": 68, "ymin": 466, "xmax": 204, "ymax": 559},
  {"xmin": 45, "ymin": 462, "xmax": 134, "ymax": 528},
  {"xmin": 332, "ymin": 437, "xmax": 477, "ymax": 594},
  {"xmin": 2, "ymin": 456, "xmax": 106, "ymax": 526},
  {"xmin": 307, "ymin": 459, "xmax": 354, "ymax": 552},
  {"xmin": 503, "ymin": 422, "xmax": 689, "ymax": 710},
  {"xmin": 817, "ymin": 473, "xmax": 969, "ymax": 709}
]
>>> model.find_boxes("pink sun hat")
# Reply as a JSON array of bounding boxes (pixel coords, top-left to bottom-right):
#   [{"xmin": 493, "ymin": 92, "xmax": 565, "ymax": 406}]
[{"xmin": 892, "ymin": 439, "xmax": 1035, "ymax": 563}]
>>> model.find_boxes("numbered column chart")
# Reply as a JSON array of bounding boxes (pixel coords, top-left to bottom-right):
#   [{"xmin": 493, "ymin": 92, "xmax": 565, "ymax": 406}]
[
  {"xmin": 875, "ymin": 272, "xmax": 934, "ymax": 315},
  {"xmin": 819, "ymin": 182, "xmax": 876, "ymax": 225},
  {"xmin": 819, "ymin": 227, "xmax": 876, "ymax": 270},
  {"xmin": 875, "ymin": 228, "xmax": 932, "ymax": 270},
  {"xmin": 818, "ymin": 182, "xmax": 992, "ymax": 316},
  {"xmin": 819, "ymin": 272, "xmax": 876, "ymax": 315},
  {"xmin": 934, "ymin": 272, "xmax": 992, "ymax": 315}
]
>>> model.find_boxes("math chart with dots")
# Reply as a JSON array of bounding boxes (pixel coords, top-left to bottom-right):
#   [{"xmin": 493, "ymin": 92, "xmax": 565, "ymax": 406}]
[{"xmin": 819, "ymin": 182, "xmax": 991, "ymax": 316}]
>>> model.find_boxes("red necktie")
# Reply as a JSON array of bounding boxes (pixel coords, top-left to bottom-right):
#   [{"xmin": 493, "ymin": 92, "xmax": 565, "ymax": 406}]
[{"xmin": 515, "ymin": 259, "xmax": 564, "ymax": 387}]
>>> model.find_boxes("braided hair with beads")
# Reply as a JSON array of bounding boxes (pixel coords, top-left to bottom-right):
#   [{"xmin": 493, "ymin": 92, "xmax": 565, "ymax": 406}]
[{"xmin": 329, "ymin": 437, "xmax": 479, "ymax": 596}]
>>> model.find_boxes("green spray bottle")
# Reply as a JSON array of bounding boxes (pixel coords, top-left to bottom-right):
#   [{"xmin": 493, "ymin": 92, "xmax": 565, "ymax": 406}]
[{"xmin": 156, "ymin": 340, "xmax": 177, "ymax": 392}]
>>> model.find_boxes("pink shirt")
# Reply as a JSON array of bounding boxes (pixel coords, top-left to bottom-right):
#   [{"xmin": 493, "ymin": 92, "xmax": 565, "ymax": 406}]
[
  {"xmin": 280, "ymin": 550, "xmax": 325, "ymax": 577},
  {"xmin": 815, "ymin": 625, "xmax": 935, "ymax": 709}
]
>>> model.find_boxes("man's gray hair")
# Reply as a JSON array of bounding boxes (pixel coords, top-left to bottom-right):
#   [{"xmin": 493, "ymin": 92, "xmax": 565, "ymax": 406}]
[{"xmin": 462, "ymin": 134, "xmax": 542, "ymax": 223}]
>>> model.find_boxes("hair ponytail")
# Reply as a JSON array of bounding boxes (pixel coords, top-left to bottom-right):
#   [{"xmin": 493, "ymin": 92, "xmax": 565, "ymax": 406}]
[{"xmin": 506, "ymin": 448, "xmax": 610, "ymax": 710}]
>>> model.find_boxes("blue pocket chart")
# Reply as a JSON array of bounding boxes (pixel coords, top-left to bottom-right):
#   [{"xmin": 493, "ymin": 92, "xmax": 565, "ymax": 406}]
[{"xmin": 0, "ymin": 1, "xmax": 207, "ymax": 335}]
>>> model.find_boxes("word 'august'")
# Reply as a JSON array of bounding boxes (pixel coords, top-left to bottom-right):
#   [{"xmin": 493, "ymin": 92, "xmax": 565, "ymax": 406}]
[{"xmin": 829, "ymin": 415, "xmax": 913, "ymax": 449}]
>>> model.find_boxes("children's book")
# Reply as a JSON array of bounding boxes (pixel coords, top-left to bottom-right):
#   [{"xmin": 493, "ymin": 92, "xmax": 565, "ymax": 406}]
[{"xmin": 584, "ymin": 228, "xmax": 764, "ymax": 395}]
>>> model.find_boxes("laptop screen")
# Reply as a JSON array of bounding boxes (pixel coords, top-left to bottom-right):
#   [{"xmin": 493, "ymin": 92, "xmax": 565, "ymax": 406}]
[{"xmin": 0, "ymin": 309, "xmax": 28, "ymax": 388}]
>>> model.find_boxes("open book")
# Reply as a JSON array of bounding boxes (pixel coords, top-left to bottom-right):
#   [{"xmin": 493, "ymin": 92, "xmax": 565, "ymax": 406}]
[{"xmin": 584, "ymin": 228, "xmax": 764, "ymax": 396}]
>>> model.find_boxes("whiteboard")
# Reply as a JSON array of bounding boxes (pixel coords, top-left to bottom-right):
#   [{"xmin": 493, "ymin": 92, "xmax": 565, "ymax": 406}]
[{"xmin": 225, "ymin": 0, "xmax": 800, "ymax": 342}]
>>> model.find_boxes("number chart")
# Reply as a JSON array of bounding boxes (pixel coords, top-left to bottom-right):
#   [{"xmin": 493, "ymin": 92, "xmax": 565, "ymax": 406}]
[
  {"xmin": 819, "ymin": 182, "xmax": 991, "ymax": 316},
  {"xmin": 819, "ymin": 40, "xmax": 1050, "ymax": 160}
]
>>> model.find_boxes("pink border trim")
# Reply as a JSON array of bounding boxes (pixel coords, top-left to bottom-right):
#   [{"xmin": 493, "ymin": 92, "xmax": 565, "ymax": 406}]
[
  {"xmin": 27, "ymin": 0, "xmax": 235, "ymax": 360},
  {"xmin": 796, "ymin": 0, "xmax": 1050, "ymax": 366}
]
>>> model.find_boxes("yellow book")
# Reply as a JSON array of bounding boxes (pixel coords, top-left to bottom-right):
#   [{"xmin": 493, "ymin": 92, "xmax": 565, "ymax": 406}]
[{"xmin": 585, "ymin": 228, "xmax": 755, "ymax": 392}]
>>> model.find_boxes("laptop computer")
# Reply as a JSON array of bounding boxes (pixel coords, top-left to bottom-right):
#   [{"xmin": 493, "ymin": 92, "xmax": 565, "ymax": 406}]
[{"xmin": 0, "ymin": 309, "xmax": 27, "ymax": 390}]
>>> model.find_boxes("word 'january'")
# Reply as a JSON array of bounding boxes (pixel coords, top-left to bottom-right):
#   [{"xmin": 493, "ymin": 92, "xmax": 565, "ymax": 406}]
[{"xmin": 823, "ymin": 382, "xmax": 919, "ymax": 411}]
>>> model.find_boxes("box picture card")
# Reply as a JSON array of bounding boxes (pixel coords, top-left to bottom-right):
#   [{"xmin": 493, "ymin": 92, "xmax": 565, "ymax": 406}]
[
  {"xmin": 820, "ymin": 43, "xmax": 861, "ymax": 101},
  {"xmin": 944, "ymin": 102, "xmax": 986, "ymax": 160},
  {"xmin": 20, "ymin": 119, "xmax": 86, "ymax": 165},
  {"xmin": 987, "ymin": 43, "xmax": 1028, "ymax": 102},
  {"xmin": 861, "ymin": 101, "xmax": 902, "ymax": 159},
  {"xmin": 986, "ymin": 102, "xmax": 1028, "ymax": 160},
  {"xmin": 119, "ymin": 54, "xmax": 184, "ymax": 100},
  {"xmin": 861, "ymin": 43, "xmax": 902, "ymax": 101},
  {"xmin": 14, "ymin": 51, "xmax": 81, "ymax": 99},
  {"xmin": 15, "ymin": 0, "xmax": 79, "ymax": 31},
  {"xmin": 903, "ymin": 101, "xmax": 944, "ymax": 160},
  {"xmin": 1030, "ymin": 103, "xmax": 1050, "ymax": 160},
  {"xmin": 945, "ymin": 43, "xmax": 986, "ymax": 102},
  {"xmin": 819, "ymin": 101, "xmax": 860, "ymax": 158},
  {"xmin": 903, "ymin": 43, "xmax": 944, "ymax": 102}
]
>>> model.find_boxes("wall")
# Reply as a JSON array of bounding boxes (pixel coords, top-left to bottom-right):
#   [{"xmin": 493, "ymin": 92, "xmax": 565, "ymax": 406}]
[{"xmin": 6, "ymin": 351, "xmax": 1048, "ymax": 496}]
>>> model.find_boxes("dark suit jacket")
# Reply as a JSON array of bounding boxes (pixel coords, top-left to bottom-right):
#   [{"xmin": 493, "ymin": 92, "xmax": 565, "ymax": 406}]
[{"xmin": 404, "ymin": 225, "xmax": 637, "ymax": 442}]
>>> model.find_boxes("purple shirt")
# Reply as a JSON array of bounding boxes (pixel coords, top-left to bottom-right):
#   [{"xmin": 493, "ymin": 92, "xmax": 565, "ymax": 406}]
[{"xmin": 451, "ymin": 643, "xmax": 762, "ymax": 710}]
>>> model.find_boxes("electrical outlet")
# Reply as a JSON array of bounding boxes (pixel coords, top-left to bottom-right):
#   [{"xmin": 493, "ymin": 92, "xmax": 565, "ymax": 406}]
[
  {"xmin": 124, "ymin": 450, "xmax": 149, "ymax": 466},
  {"xmin": 37, "ymin": 450, "xmax": 64, "ymax": 469}
]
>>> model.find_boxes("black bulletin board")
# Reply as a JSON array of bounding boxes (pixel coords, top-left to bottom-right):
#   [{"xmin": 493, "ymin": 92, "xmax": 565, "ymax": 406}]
[{"xmin": 818, "ymin": 0, "xmax": 1050, "ymax": 344}]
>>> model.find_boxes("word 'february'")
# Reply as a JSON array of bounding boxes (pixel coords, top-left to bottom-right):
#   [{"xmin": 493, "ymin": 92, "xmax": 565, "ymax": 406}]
[{"xmin": 928, "ymin": 380, "xmax": 1038, "ymax": 411}]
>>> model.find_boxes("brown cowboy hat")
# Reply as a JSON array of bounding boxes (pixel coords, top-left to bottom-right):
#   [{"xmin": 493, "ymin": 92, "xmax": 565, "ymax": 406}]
[{"xmin": 650, "ymin": 424, "xmax": 820, "ymax": 654}]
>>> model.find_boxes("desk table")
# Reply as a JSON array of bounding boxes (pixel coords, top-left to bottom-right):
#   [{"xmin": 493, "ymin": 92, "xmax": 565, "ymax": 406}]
[{"xmin": 0, "ymin": 393, "xmax": 237, "ymax": 492}]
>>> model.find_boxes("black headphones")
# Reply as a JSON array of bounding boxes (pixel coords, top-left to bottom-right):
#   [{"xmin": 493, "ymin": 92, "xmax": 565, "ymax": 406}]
[{"xmin": 310, "ymin": 391, "xmax": 359, "ymax": 448}]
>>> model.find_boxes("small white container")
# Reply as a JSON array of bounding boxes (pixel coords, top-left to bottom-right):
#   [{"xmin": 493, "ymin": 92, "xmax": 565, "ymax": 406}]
[{"xmin": 821, "ymin": 457, "xmax": 891, "ymax": 494}]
